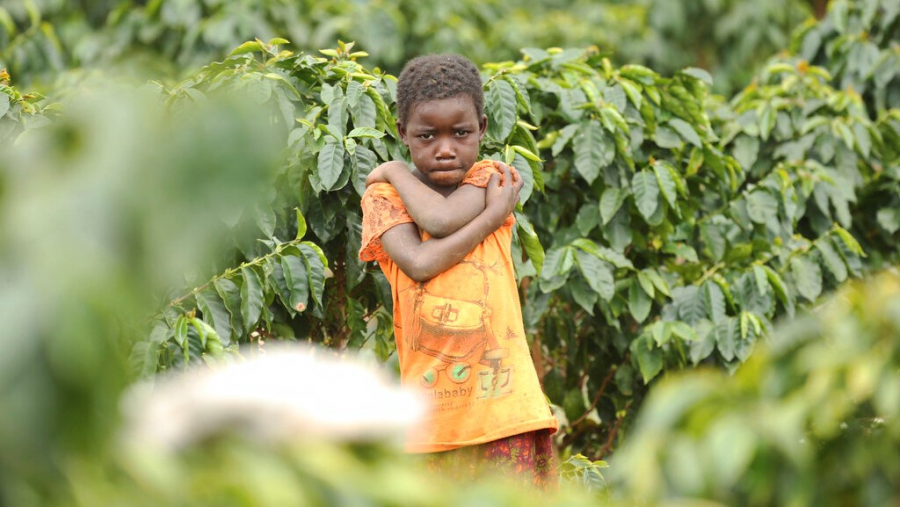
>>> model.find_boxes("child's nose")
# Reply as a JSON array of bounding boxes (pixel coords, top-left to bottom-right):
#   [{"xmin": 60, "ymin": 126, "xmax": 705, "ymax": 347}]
[{"xmin": 436, "ymin": 138, "xmax": 455, "ymax": 159}]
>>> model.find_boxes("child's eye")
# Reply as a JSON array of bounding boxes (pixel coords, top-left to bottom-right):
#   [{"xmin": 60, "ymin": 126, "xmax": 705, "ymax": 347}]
[
  {"xmin": 454, "ymin": 130, "xmax": 470, "ymax": 137},
  {"xmin": 418, "ymin": 133, "xmax": 435, "ymax": 140}
]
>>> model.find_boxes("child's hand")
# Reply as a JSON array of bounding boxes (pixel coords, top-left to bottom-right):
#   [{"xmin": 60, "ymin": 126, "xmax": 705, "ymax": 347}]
[
  {"xmin": 366, "ymin": 161, "xmax": 408, "ymax": 187},
  {"xmin": 484, "ymin": 163, "xmax": 524, "ymax": 226},
  {"xmin": 490, "ymin": 161, "xmax": 521, "ymax": 185}
]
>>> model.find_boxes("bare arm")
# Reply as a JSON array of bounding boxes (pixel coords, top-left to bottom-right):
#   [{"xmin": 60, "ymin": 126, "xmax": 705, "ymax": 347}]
[
  {"xmin": 378, "ymin": 168, "xmax": 521, "ymax": 282},
  {"xmin": 366, "ymin": 160, "xmax": 519, "ymax": 238}
]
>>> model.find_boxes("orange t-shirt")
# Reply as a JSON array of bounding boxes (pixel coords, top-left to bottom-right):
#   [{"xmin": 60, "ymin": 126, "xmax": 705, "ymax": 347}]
[{"xmin": 359, "ymin": 160, "xmax": 558, "ymax": 453}]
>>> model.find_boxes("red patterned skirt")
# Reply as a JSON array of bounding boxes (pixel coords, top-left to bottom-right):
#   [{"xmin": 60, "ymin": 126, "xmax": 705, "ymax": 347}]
[{"xmin": 418, "ymin": 429, "xmax": 558, "ymax": 490}]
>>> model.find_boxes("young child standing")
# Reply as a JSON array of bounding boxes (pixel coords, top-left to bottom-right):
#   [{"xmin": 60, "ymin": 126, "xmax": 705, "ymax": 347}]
[{"xmin": 358, "ymin": 54, "xmax": 558, "ymax": 487}]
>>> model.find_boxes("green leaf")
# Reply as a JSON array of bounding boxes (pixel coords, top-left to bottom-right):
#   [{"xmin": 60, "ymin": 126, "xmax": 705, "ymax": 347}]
[
  {"xmin": 512, "ymin": 144, "xmax": 542, "ymax": 162},
  {"xmin": 653, "ymin": 161, "xmax": 678, "ymax": 208},
  {"xmin": 299, "ymin": 244, "xmax": 327, "ymax": 309},
  {"xmin": 763, "ymin": 265, "xmax": 789, "ymax": 305},
  {"xmin": 834, "ymin": 120, "xmax": 855, "ymax": 150},
  {"xmin": 574, "ymin": 120, "xmax": 614, "ymax": 184},
  {"xmin": 791, "ymin": 256, "xmax": 822, "ymax": 302},
  {"xmin": 653, "ymin": 125, "xmax": 682, "ymax": 148},
  {"xmin": 575, "ymin": 204, "xmax": 601, "ymax": 236},
  {"xmin": 631, "ymin": 170, "xmax": 660, "ymax": 220},
  {"xmin": 746, "ymin": 190, "xmax": 778, "ymax": 225},
  {"xmin": 173, "ymin": 316, "xmax": 188, "ymax": 346},
  {"xmin": 680, "ymin": 67, "xmax": 713, "ymax": 86},
  {"xmin": 214, "ymin": 278, "xmax": 244, "ymax": 337},
  {"xmin": 644, "ymin": 268, "xmax": 671, "ymax": 297},
  {"xmin": 350, "ymin": 93, "xmax": 377, "ymax": 129},
  {"xmin": 301, "ymin": 240, "xmax": 329, "ymax": 268},
  {"xmin": 0, "ymin": 94, "xmax": 9, "ymax": 118},
  {"xmin": 752, "ymin": 265, "xmax": 770, "ymax": 297},
  {"xmin": 571, "ymin": 238, "xmax": 634, "ymax": 268},
  {"xmin": 637, "ymin": 271, "xmax": 655, "ymax": 298},
  {"xmin": 663, "ymin": 242, "xmax": 699, "ymax": 263},
  {"xmin": 674, "ymin": 285, "xmax": 705, "ymax": 325},
  {"xmin": 832, "ymin": 226, "xmax": 865, "ymax": 257},
  {"xmin": 544, "ymin": 246, "xmax": 576, "ymax": 280},
  {"xmin": 877, "ymin": 207, "xmax": 900, "ymax": 235},
  {"xmin": 486, "ymin": 79, "xmax": 517, "ymax": 141},
  {"xmin": 515, "ymin": 211, "xmax": 544, "ymax": 275},
  {"xmin": 689, "ymin": 320, "xmax": 716, "ymax": 364},
  {"xmin": 670, "ymin": 321, "xmax": 698, "ymax": 342},
  {"xmin": 648, "ymin": 322, "xmax": 672, "ymax": 347},
  {"xmin": 604, "ymin": 85, "xmax": 627, "ymax": 114},
  {"xmin": 732, "ymin": 136, "xmax": 759, "ymax": 171},
  {"xmin": 817, "ymin": 238, "xmax": 848, "ymax": 283},
  {"xmin": 255, "ymin": 203, "xmax": 276, "ymax": 239},
  {"xmin": 230, "ymin": 40, "xmax": 265, "ymax": 55},
  {"xmin": 599, "ymin": 188, "xmax": 628, "ymax": 226},
  {"xmin": 196, "ymin": 289, "xmax": 233, "ymax": 346},
  {"xmin": 759, "ymin": 105, "xmax": 776, "ymax": 141},
  {"xmin": 240, "ymin": 267, "xmax": 264, "ymax": 329},
  {"xmin": 267, "ymin": 258, "xmax": 293, "ymax": 313},
  {"xmin": 668, "ymin": 118, "xmax": 702, "ymax": 147},
  {"xmin": 551, "ymin": 124, "xmax": 579, "ymax": 157},
  {"xmin": 702, "ymin": 281, "xmax": 727, "ymax": 323},
  {"xmin": 628, "ymin": 278, "xmax": 652, "ymax": 323},
  {"xmin": 295, "ymin": 208, "xmax": 308, "ymax": 240},
  {"xmin": 317, "ymin": 139, "xmax": 346, "ymax": 191},
  {"xmin": 347, "ymin": 127, "xmax": 384, "ymax": 138},
  {"xmin": 618, "ymin": 78, "xmax": 643, "ymax": 109},
  {"xmin": 633, "ymin": 336, "xmax": 663, "ymax": 383},
  {"xmin": 715, "ymin": 318, "xmax": 738, "ymax": 362},
  {"xmin": 575, "ymin": 250, "xmax": 615, "ymax": 302},
  {"xmin": 570, "ymin": 278, "xmax": 598, "ymax": 314},
  {"xmin": 700, "ymin": 221, "xmax": 726, "ymax": 261},
  {"xmin": 280, "ymin": 249, "xmax": 310, "ymax": 312},
  {"xmin": 852, "ymin": 122, "xmax": 872, "ymax": 158}
]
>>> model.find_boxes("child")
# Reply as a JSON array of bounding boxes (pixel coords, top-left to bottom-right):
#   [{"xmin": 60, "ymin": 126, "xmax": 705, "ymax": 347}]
[{"xmin": 358, "ymin": 54, "xmax": 558, "ymax": 487}]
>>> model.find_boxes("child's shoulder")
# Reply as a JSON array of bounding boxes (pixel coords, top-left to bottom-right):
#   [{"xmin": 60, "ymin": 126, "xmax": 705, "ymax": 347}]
[
  {"xmin": 461, "ymin": 160, "xmax": 501, "ymax": 189},
  {"xmin": 362, "ymin": 181, "xmax": 405, "ymax": 206}
]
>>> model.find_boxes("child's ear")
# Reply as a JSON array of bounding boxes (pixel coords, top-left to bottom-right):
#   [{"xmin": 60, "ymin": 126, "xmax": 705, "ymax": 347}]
[
  {"xmin": 478, "ymin": 114, "xmax": 487, "ymax": 140},
  {"xmin": 397, "ymin": 121, "xmax": 409, "ymax": 146}
]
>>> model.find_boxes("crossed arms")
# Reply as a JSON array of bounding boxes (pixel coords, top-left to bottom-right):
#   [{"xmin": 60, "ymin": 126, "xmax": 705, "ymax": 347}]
[{"xmin": 366, "ymin": 161, "xmax": 523, "ymax": 282}]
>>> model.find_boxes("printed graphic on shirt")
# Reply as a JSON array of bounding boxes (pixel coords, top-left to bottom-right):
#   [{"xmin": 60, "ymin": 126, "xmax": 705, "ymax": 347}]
[{"xmin": 405, "ymin": 257, "xmax": 513, "ymax": 406}]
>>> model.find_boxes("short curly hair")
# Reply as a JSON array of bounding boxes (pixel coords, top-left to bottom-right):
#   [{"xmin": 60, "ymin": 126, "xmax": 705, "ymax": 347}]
[{"xmin": 396, "ymin": 54, "xmax": 484, "ymax": 125}]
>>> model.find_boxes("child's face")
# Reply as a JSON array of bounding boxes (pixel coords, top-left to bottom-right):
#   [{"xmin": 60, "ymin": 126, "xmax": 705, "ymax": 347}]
[{"xmin": 398, "ymin": 94, "xmax": 486, "ymax": 189}]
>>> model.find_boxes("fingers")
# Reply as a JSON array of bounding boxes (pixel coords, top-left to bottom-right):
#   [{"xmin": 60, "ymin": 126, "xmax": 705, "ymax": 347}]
[
  {"xmin": 513, "ymin": 174, "xmax": 524, "ymax": 193},
  {"xmin": 497, "ymin": 163, "xmax": 513, "ymax": 188}
]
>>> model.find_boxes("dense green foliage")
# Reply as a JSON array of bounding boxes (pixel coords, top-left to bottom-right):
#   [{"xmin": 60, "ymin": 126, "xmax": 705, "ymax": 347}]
[
  {"xmin": 0, "ymin": 79, "xmax": 605, "ymax": 506},
  {"xmin": 1, "ymin": 0, "xmax": 820, "ymax": 95},
  {"xmin": 2, "ymin": 0, "xmax": 899, "ymax": 504},
  {"xmin": 793, "ymin": 0, "xmax": 900, "ymax": 115},
  {"xmin": 125, "ymin": 20, "xmax": 897, "ymax": 462},
  {"xmin": 611, "ymin": 269, "xmax": 900, "ymax": 506},
  {"xmin": 629, "ymin": 0, "xmax": 812, "ymax": 94}
]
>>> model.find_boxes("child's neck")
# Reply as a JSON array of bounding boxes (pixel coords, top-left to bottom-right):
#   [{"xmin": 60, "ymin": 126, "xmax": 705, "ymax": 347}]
[{"xmin": 413, "ymin": 169, "xmax": 457, "ymax": 197}]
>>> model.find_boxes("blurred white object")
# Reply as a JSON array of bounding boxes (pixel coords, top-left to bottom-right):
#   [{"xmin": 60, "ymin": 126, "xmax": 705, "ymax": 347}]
[{"xmin": 120, "ymin": 346, "xmax": 424, "ymax": 451}]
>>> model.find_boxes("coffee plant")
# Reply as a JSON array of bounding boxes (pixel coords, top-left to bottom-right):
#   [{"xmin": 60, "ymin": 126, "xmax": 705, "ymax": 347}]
[
  {"xmin": 120, "ymin": 22, "xmax": 898, "ymax": 460},
  {"xmin": 2, "ymin": 0, "xmax": 897, "ymax": 490},
  {"xmin": 610, "ymin": 268, "xmax": 900, "ymax": 506}
]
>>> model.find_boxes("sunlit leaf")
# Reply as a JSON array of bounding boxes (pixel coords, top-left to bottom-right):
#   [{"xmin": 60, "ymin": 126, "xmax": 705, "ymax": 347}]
[
  {"xmin": 317, "ymin": 139, "xmax": 346, "ymax": 191},
  {"xmin": 791, "ymin": 256, "xmax": 822, "ymax": 302},
  {"xmin": 632, "ymin": 170, "xmax": 660, "ymax": 220},
  {"xmin": 196, "ymin": 289, "xmax": 233, "ymax": 346},
  {"xmin": 574, "ymin": 120, "xmax": 613, "ymax": 184},
  {"xmin": 240, "ymin": 267, "xmax": 263, "ymax": 329},
  {"xmin": 575, "ymin": 250, "xmax": 615, "ymax": 301}
]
